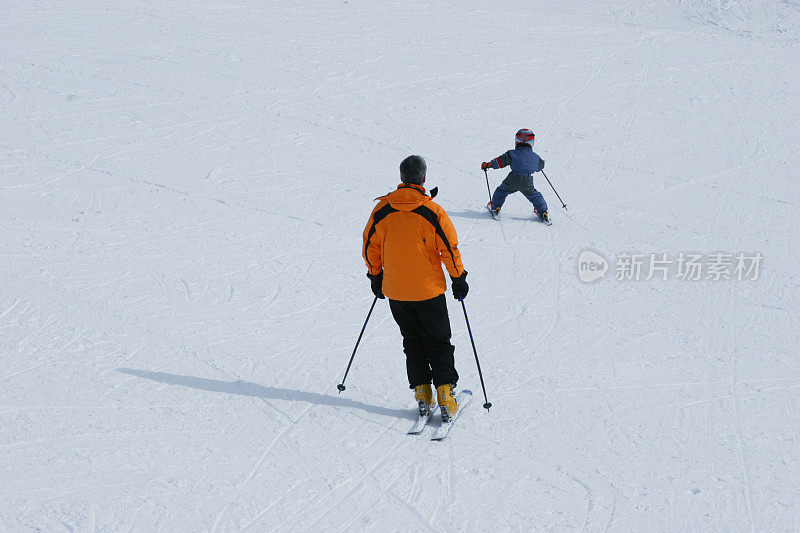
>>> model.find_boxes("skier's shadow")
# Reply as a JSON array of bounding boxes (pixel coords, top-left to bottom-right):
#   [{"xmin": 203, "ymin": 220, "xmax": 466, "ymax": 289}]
[
  {"xmin": 448, "ymin": 209, "xmax": 535, "ymax": 222},
  {"xmin": 447, "ymin": 209, "xmax": 490, "ymax": 220},
  {"xmin": 117, "ymin": 368, "xmax": 412, "ymax": 419}
]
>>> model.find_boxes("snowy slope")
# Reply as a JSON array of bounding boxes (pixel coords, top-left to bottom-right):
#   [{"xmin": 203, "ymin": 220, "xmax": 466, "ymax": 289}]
[{"xmin": 2, "ymin": 1, "xmax": 799, "ymax": 530}]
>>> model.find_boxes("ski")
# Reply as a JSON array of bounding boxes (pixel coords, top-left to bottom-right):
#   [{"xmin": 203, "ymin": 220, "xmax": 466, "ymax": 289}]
[
  {"xmin": 407, "ymin": 404, "xmax": 438, "ymax": 434},
  {"xmin": 533, "ymin": 209, "xmax": 553, "ymax": 226},
  {"xmin": 431, "ymin": 390, "xmax": 473, "ymax": 440}
]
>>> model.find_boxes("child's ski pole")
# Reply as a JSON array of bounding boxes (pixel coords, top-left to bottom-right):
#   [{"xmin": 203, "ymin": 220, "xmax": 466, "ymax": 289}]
[
  {"xmin": 541, "ymin": 170, "xmax": 567, "ymax": 209},
  {"xmin": 483, "ymin": 169, "xmax": 492, "ymax": 203}
]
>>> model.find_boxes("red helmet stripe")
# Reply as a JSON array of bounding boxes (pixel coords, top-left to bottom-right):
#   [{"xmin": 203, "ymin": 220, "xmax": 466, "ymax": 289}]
[{"xmin": 516, "ymin": 128, "xmax": 535, "ymax": 142}]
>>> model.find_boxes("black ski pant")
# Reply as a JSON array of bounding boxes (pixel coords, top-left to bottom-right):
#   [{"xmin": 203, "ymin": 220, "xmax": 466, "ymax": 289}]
[{"xmin": 388, "ymin": 293, "xmax": 459, "ymax": 389}]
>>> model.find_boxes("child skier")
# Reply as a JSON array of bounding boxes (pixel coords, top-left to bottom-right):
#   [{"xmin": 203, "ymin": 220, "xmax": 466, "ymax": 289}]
[{"xmin": 481, "ymin": 128, "xmax": 549, "ymax": 223}]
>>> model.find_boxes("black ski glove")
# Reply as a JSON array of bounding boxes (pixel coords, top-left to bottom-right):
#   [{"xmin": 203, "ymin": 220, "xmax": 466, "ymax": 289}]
[
  {"xmin": 451, "ymin": 271, "xmax": 469, "ymax": 300},
  {"xmin": 367, "ymin": 272, "xmax": 385, "ymax": 299},
  {"xmin": 537, "ymin": 159, "xmax": 545, "ymax": 172}
]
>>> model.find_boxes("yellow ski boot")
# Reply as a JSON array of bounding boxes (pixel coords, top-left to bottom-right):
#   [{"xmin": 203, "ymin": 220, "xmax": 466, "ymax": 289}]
[
  {"xmin": 414, "ymin": 384, "xmax": 434, "ymax": 416},
  {"xmin": 436, "ymin": 384, "xmax": 460, "ymax": 422}
]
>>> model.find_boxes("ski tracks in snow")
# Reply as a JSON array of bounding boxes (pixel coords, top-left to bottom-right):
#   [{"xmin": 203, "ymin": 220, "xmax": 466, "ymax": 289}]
[
  {"xmin": 586, "ymin": 51, "xmax": 652, "ymax": 218},
  {"xmin": 4, "ymin": 1, "xmax": 799, "ymax": 530},
  {"xmin": 210, "ymin": 415, "xmax": 301, "ymax": 532}
]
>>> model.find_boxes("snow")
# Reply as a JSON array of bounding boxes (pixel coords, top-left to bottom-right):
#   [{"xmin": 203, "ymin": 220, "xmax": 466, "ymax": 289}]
[{"xmin": 2, "ymin": 0, "xmax": 799, "ymax": 530}]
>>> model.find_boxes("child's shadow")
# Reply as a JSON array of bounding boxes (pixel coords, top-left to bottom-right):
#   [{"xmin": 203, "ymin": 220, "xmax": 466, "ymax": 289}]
[{"xmin": 117, "ymin": 368, "xmax": 412, "ymax": 420}]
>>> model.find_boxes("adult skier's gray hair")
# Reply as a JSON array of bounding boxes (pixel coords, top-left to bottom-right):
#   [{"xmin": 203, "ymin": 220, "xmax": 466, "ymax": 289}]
[{"xmin": 400, "ymin": 155, "xmax": 426, "ymax": 185}]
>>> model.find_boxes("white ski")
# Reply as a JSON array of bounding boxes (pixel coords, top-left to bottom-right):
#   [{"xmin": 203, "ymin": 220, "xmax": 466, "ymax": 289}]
[
  {"xmin": 431, "ymin": 390, "xmax": 473, "ymax": 440},
  {"xmin": 408, "ymin": 404, "xmax": 438, "ymax": 434}
]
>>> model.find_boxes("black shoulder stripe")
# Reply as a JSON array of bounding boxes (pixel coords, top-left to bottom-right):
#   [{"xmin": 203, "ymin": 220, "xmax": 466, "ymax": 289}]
[
  {"xmin": 364, "ymin": 204, "xmax": 398, "ymax": 268},
  {"xmin": 373, "ymin": 189, "xmax": 395, "ymax": 201},
  {"xmin": 411, "ymin": 205, "xmax": 460, "ymax": 275}
]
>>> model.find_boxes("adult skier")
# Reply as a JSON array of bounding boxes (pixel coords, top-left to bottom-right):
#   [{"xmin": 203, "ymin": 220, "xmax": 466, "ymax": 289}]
[
  {"xmin": 362, "ymin": 155, "xmax": 468, "ymax": 422},
  {"xmin": 481, "ymin": 128, "xmax": 549, "ymax": 223}
]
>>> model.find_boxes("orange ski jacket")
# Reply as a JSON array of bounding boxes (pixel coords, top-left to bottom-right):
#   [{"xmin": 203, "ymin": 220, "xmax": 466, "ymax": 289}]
[{"xmin": 363, "ymin": 183, "xmax": 465, "ymax": 302}]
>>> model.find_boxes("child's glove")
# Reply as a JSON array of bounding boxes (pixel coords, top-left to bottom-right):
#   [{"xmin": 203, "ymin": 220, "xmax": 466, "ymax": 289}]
[
  {"xmin": 481, "ymin": 162, "xmax": 491, "ymax": 170},
  {"xmin": 537, "ymin": 159, "xmax": 545, "ymax": 172}
]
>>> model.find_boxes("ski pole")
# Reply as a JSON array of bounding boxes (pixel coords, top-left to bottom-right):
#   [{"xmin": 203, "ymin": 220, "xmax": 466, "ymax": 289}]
[
  {"xmin": 483, "ymin": 169, "xmax": 492, "ymax": 204},
  {"xmin": 459, "ymin": 298, "xmax": 492, "ymax": 411},
  {"xmin": 541, "ymin": 170, "xmax": 567, "ymax": 210},
  {"xmin": 337, "ymin": 295, "xmax": 378, "ymax": 392}
]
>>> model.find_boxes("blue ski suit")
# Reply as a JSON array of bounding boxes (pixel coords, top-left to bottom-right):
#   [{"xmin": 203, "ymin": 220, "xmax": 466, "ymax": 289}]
[{"xmin": 488, "ymin": 144, "xmax": 547, "ymax": 215}]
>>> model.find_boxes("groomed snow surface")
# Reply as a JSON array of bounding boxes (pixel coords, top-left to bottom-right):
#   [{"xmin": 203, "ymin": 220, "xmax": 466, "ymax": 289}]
[{"xmin": 2, "ymin": 1, "xmax": 799, "ymax": 531}]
